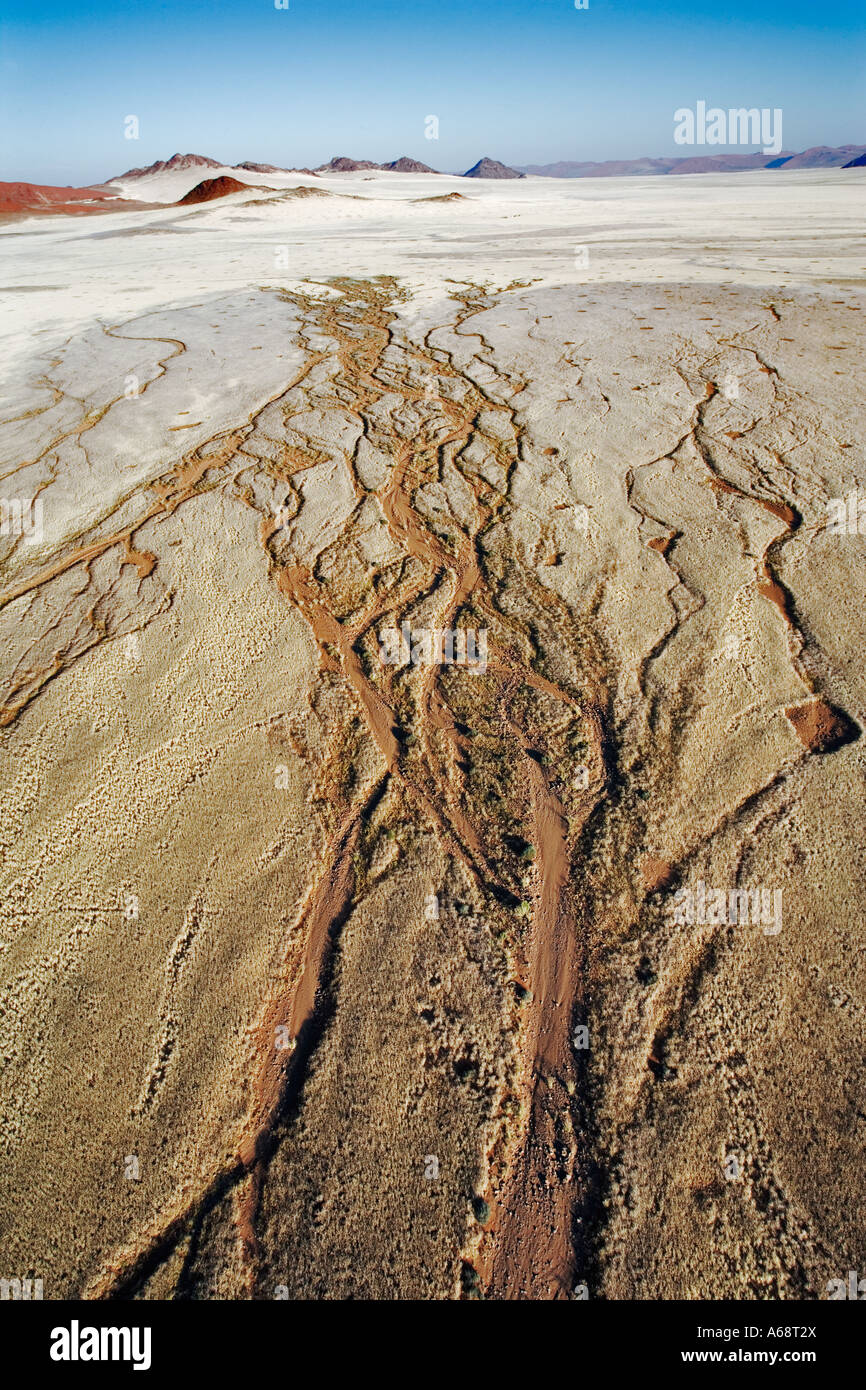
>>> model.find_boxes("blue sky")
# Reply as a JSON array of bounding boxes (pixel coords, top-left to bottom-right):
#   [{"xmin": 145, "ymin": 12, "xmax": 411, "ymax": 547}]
[{"xmin": 1, "ymin": 0, "xmax": 864, "ymax": 183}]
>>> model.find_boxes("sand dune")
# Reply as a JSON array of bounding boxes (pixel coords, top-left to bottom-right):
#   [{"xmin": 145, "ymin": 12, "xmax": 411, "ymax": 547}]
[{"xmin": 0, "ymin": 180, "xmax": 127, "ymax": 218}]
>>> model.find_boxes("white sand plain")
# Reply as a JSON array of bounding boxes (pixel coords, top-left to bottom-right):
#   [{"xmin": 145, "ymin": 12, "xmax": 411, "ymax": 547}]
[{"xmin": 0, "ymin": 165, "xmax": 864, "ymax": 1299}]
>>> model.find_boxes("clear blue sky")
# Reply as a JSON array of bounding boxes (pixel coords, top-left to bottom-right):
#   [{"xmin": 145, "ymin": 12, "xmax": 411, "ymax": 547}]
[{"xmin": 1, "ymin": 0, "xmax": 864, "ymax": 183}]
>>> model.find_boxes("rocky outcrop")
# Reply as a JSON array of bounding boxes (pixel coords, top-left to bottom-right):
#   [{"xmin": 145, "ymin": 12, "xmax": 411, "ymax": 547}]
[
  {"xmin": 176, "ymin": 176, "xmax": 263, "ymax": 205},
  {"xmin": 117, "ymin": 152, "xmax": 222, "ymax": 180},
  {"xmin": 317, "ymin": 156, "xmax": 380, "ymax": 172},
  {"xmin": 381, "ymin": 156, "xmax": 439, "ymax": 173},
  {"xmin": 462, "ymin": 157, "xmax": 524, "ymax": 179}
]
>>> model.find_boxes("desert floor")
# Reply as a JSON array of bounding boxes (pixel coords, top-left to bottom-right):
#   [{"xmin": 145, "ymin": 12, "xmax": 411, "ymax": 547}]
[{"xmin": 1, "ymin": 165, "xmax": 864, "ymax": 1299}]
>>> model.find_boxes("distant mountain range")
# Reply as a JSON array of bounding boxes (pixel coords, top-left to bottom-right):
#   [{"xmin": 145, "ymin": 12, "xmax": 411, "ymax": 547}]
[
  {"xmin": 102, "ymin": 143, "xmax": 866, "ymax": 188},
  {"xmin": 113, "ymin": 152, "xmax": 525, "ymax": 181},
  {"xmin": 118, "ymin": 153, "xmax": 319, "ymax": 179},
  {"xmin": 519, "ymin": 145, "xmax": 866, "ymax": 177},
  {"xmin": 5, "ymin": 141, "xmax": 862, "ymax": 220}
]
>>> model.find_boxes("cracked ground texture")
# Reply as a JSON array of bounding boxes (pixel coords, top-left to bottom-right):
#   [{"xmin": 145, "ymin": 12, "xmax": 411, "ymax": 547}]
[{"xmin": 1, "ymin": 178, "xmax": 864, "ymax": 1299}]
